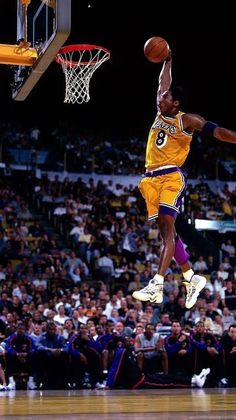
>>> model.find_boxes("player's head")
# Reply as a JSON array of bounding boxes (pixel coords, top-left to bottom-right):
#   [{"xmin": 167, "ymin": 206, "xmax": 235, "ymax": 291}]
[
  {"xmin": 169, "ymin": 85, "xmax": 187, "ymax": 108},
  {"xmin": 158, "ymin": 85, "xmax": 187, "ymax": 115}
]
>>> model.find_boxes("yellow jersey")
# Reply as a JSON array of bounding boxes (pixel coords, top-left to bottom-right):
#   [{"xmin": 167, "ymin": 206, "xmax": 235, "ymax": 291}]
[{"xmin": 145, "ymin": 111, "xmax": 193, "ymax": 170}]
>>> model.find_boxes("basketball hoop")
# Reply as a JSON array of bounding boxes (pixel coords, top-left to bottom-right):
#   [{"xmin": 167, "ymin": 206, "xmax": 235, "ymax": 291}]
[{"xmin": 55, "ymin": 44, "xmax": 111, "ymax": 104}]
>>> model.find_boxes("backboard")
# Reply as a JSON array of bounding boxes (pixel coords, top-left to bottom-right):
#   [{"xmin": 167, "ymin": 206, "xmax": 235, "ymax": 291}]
[{"xmin": 13, "ymin": 0, "xmax": 71, "ymax": 100}]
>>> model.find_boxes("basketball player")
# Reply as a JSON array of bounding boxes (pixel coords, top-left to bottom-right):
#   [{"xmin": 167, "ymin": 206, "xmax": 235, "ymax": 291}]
[{"xmin": 133, "ymin": 51, "xmax": 236, "ymax": 309}]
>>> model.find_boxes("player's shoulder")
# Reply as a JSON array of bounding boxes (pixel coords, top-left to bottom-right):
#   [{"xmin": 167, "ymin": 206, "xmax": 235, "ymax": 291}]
[{"xmin": 181, "ymin": 112, "xmax": 206, "ymax": 134}]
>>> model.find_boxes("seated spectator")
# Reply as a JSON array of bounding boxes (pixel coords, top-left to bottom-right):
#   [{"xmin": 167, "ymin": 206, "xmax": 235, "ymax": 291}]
[
  {"xmin": 225, "ymin": 280, "xmax": 236, "ymax": 311},
  {"xmin": 212, "ymin": 314, "xmax": 224, "ymax": 338},
  {"xmin": 135, "ymin": 323, "xmax": 168, "ymax": 374},
  {"xmin": 36, "ymin": 322, "xmax": 69, "ymax": 389},
  {"xmin": 29, "ymin": 322, "xmax": 42, "ymax": 346},
  {"xmin": 163, "ymin": 293, "xmax": 177, "ymax": 320},
  {"xmin": 76, "ymin": 305, "xmax": 88, "ymax": 325},
  {"xmin": 217, "ymin": 264, "xmax": 229, "ymax": 282},
  {"xmin": 165, "ymin": 320, "xmax": 193, "ymax": 376},
  {"xmin": 222, "ymin": 307, "xmax": 235, "ymax": 332},
  {"xmin": 113, "ymin": 320, "xmax": 133, "ymax": 338},
  {"xmin": 191, "ymin": 321, "xmax": 221, "ymax": 386},
  {"xmin": 62, "ymin": 319, "xmax": 75, "ymax": 340},
  {"xmin": 156, "ymin": 313, "xmax": 172, "ymax": 339},
  {"xmin": 5, "ymin": 322, "xmax": 37, "ymax": 390},
  {"xmin": 194, "ymin": 307, "xmax": 214, "ymax": 331},
  {"xmin": 221, "ymin": 239, "xmax": 235, "ymax": 265},
  {"xmin": 69, "ymin": 324, "xmax": 102, "ymax": 388},
  {"xmin": 193, "ymin": 255, "xmax": 208, "ymax": 274},
  {"xmin": 163, "ymin": 273, "xmax": 179, "ymax": 296},
  {"xmin": 206, "ymin": 302, "xmax": 221, "ymax": 321},
  {"xmin": 53, "ymin": 304, "xmax": 69, "ymax": 326},
  {"xmin": 220, "ymin": 324, "xmax": 236, "ymax": 386}
]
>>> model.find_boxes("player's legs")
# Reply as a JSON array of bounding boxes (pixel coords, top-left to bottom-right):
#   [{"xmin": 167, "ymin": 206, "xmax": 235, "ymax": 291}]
[
  {"xmin": 133, "ymin": 172, "xmax": 206, "ymax": 306},
  {"xmin": 133, "ymin": 173, "xmax": 179, "ymax": 303},
  {"xmin": 132, "ymin": 213, "xmax": 175, "ymax": 304},
  {"xmin": 174, "ymin": 233, "xmax": 206, "ymax": 308}
]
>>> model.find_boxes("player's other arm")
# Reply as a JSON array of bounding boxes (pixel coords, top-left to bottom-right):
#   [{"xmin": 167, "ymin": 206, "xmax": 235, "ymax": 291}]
[
  {"xmin": 156, "ymin": 52, "xmax": 172, "ymax": 105},
  {"xmin": 183, "ymin": 113, "xmax": 236, "ymax": 143}
]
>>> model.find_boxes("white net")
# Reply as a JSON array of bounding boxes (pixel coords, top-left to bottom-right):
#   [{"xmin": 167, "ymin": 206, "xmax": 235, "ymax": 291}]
[{"xmin": 55, "ymin": 45, "xmax": 110, "ymax": 104}]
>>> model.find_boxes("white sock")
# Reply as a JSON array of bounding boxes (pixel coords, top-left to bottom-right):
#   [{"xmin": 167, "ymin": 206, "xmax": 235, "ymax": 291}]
[
  {"xmin": 183, "ymin": 269, "xmax": 194, "ymax": 282},
  {"xmin": 9, "ymin": 376, "xmax": 15, "ymax": 383},
  {"xmin": 153, "ymin": 274, "xmax": 164, "ymax": 284},
  {"xmin": 28, "ymin": 376, "xmax": 34, "ymax": 382}
]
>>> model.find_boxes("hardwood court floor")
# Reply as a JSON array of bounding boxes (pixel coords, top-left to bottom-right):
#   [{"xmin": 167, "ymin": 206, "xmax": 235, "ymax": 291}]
[{"xmin": 0, "ymin": 388, "xmax": 236, "ymax": 419}]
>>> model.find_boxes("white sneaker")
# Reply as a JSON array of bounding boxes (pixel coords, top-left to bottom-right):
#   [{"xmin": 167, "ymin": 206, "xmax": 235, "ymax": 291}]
[
  {"xmin": 132, "ymin": 279, "xmax": 163, "ymax": 303},
  {"xmin": 218, "ymin": 377, "xmax": 229, "ymax": 388},
  {"xmin": 192, "ymin": 368, "xmax": 210, "ymax": 388},
  {"xmin": 0, "ymin": 384, "xmax": 6, "ymax": 391},
  {"xmin": 184, "ymin": 275, "xmax": 206, "ymax": 309},
  {"xmin": 5, "ymin": 383, "xmax": 15, "ymax": 391},
  {"xmin": 27, "ymin": 380, "xmax": 37, "ymax": 390},
  {"xmin": 7, "ymin": 381, "xmax": 16, "ymax": 391},
  {"xmin": 95, "ymin": 381, "xmax": 107, "ymax": 389}
]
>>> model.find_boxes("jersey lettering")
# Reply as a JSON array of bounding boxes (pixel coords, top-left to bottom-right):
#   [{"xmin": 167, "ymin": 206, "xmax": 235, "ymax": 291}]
[{"xmin": 152, "ymin": 119, "xmax": 177, "ymax": 135}]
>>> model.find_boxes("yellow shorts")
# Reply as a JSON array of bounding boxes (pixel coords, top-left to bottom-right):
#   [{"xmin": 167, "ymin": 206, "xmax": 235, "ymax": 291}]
[{"xmin": 139, "ymin": 170, "xmax": 186, "ymax": 220}]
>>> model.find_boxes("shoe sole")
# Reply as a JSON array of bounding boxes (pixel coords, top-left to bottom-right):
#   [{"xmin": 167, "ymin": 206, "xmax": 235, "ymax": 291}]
[
  {"xmin": 132, "ymin": 293, "xmax": 163, "ymax": 303},
  {"xmin": 132, "ymin": 291, "xmax": 163, "ymax": 304},
  {"xmin": 132, "ymin": 292, "xmax": 150, "ymax": 302},
  {"xmin": 185, "ymin": 277, "xmax": 206, "ymax": 309}
]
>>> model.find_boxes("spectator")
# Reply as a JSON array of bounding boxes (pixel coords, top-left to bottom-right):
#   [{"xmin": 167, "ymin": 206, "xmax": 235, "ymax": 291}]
[
  {"xmin": 165, "ymin": 320, "xmax": 193, "ymax": 376},
  {"xmin": 212, "ymin": 314, "xmax": 224, "ymax": 338},
  {"xmin": 194, "ymin": 307, "xmax": 214, "ymax": 331},
  {"xmin": 135, "ymin": 323, "xmax": 168, "ymax": 374},
  {"xmin": 224, "ymin": 281, "xmax": 236, "ymax": 311},
  {"xmin": 36, "ymin": 322, "xmax": 69, "ymax": 389},
  {"xmin": 53, "ymin": 304, "xmax": 69, "ymax": 326},
  {"xmin": 221, "ymin": 324, "xmax": 236, "ymax": 386},
  {"xmin": 222, "ymin": 307, "xmax": 235, "ymax": 332},
  {"xmin": 191, "ymin": 321, "xmax": 221, "ymax": 386},
  {"xmin": 69, "ymin": 324, "xmax": 102, "ymax": 388},
  {"xmin": 156, "ymin": 313, "xmax": 172, "ymax": 338},
  {"xmin": 5, "ymin": 322, "xmax": 37, "ymax": 390}
]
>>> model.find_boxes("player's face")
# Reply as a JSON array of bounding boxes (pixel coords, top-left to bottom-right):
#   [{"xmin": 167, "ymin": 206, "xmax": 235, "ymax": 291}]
[
  {"xmin": 158, "ymin": 91, "xmax": 174, "ymax": 115},
  {"xmin": 158, "ymin": 91, "xmax": 179, "ymax": 116}
]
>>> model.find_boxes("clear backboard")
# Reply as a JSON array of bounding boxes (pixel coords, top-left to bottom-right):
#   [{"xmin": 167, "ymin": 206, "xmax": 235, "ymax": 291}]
[{"xmin": 13, "ymin": 0, "xmax": 71, "ymax": 100}]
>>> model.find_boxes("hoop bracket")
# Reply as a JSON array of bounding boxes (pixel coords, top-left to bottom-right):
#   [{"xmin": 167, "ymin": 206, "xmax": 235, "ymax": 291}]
[{"xmin": 0, "ymin": 43, "xmax": 38, "ymax": 66}]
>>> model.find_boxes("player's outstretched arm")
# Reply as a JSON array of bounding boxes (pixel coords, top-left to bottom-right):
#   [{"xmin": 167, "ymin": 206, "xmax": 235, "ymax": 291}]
[
  {"xmin": 182, "ymin": 113, "xmax": 236, "ymax": 144},
  {"xmin": 156, "ymin": 50, "xmax": 172, "ymax": 106}
]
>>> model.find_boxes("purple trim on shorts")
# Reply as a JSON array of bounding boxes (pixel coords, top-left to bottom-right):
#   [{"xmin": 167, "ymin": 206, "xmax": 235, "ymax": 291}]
[
  {"xmin": 145, "ymin": 167, "xmax": 179, "ymax": 177},
  {"xmin": 175, "ymin": 171, "xmax": 187, "ymax": 209},
  {"xmin": 159, "ymin": 204, "xmax": 178, "ymax": 218}
]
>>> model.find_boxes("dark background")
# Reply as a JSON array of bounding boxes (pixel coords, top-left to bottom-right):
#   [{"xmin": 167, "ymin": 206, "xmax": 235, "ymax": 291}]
[{"xmin": 0, "ymin": 0, "xmax": 236, "ymax": 138}]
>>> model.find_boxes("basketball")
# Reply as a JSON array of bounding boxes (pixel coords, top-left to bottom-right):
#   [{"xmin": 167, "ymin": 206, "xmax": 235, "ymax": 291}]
[{"xmin": 144, "ymin": 37, "xmax": 170, "ymax": 63}]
